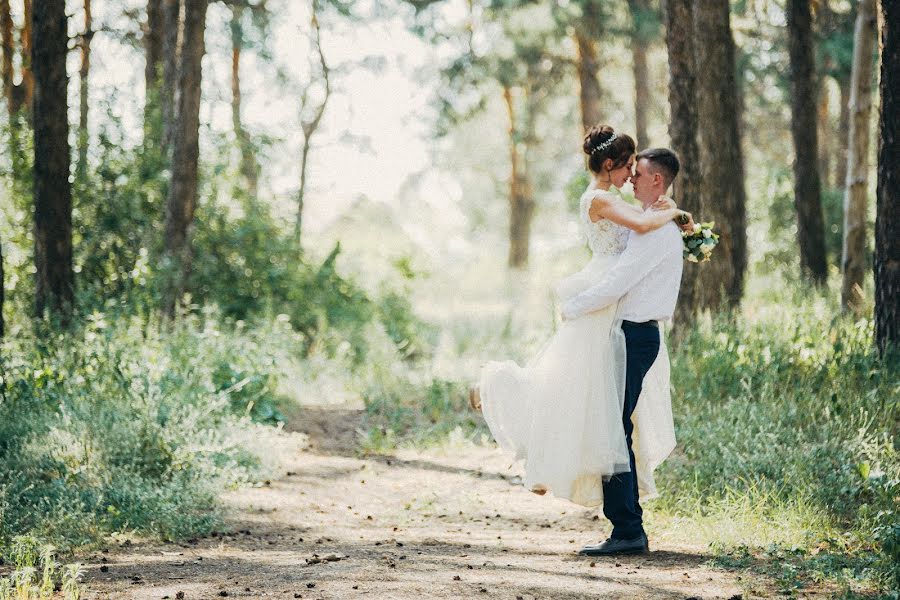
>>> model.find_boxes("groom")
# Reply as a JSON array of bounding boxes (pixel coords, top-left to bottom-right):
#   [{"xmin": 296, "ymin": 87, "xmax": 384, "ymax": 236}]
[{"xmin": 562, "ymin": 147, "xmax": 687, "ymax": 556}]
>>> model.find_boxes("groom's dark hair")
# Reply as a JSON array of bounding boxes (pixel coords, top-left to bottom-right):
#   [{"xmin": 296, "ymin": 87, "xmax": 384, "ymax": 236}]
[{"xmin": 636, "ymin": 148, "xmax": 680, "ymax": 189}]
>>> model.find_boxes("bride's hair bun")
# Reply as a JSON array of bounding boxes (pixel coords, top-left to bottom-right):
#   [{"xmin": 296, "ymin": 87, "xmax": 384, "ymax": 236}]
[{"xmin": 583, "ymin": 125, "xmax": 636, "ymax": 174}]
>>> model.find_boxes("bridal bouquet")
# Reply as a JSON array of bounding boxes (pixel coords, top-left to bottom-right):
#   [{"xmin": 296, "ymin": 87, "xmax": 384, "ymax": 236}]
[{"xmin": 681, "ymin": 221, "xmax": 719, "ymax": 263}]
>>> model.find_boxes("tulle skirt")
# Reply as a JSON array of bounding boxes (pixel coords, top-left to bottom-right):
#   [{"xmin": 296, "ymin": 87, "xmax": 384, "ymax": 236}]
[{"xmin": 479, "ymin": 255, "xmax": 675, "ymax": 507}]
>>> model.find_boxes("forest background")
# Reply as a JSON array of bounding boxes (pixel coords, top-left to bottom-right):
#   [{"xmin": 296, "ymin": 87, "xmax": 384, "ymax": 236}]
[{"xmin": 0, "ymin": 0, "xmax": 897, "ymax": 597}]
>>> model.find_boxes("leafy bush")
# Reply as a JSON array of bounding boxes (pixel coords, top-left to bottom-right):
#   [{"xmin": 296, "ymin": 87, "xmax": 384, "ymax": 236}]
[
  {"xmin": 659, "ymin": 300, "xmax": 898, "ymax": 591},
  {"xmin": 0, "ymin": 310, "xmax": 294, "ymax": 554}
]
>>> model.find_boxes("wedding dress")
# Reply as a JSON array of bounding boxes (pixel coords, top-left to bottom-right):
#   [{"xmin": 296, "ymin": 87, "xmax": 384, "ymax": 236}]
[{"xmin": 479, "ymin": 189, "xmax": 677, "ymax": 507}]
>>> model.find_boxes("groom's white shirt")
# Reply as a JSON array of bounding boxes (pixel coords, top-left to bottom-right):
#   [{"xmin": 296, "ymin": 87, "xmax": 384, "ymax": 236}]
[{"xmin": 562, "ymin": 220, "xmax": 684, "ymax": 322}]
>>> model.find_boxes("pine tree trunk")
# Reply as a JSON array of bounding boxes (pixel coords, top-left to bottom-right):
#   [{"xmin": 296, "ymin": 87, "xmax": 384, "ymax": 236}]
[
  {"xmin": 230, "ymin": 4, "xmax": 258, "ymax": 199},
  {"xmin": 144, "ymin": 0, "xmax": 163, "ymax": 140},
  {"xmin": 20, "ymin": 0, "xmax": 32, "ymax": 112},
  {"xmin": 841, "ymin": 0, "xmax": 876, "ymax": 313},
  {"xmin": 33, "ymin": 0, "xmax": 73, "ymax": 319},
  {"xmin": 664, "ymin": 0, "xmax": 701, "ymax": 331},
  {"xmin": 787, "ymin": 0, "xmax": 828, "ymax": 282},
  {"xmin": 163, "ymin": 0, "xmax": 208, "ymax": 314},
  {"xmin": 76, "ymin": 0, "xmax": 92, "ymax": 182},
  {"xmin": 628, "ymin": 0, "xmax": 651, "ymax": 147},
  {"xmin": 575, "ymin": 29, "xmax": 601, "ymax": 132},
  {"xmin": 817, "ymin": 82, "xmax": 832, "ymax": 188},
  {"xmin": 503, "ymin": 85, "xmax": 535, "ymax": 270},
  {"xmin": 0, "ymin": 0, "xmax": 12, "ymax": 112},
  {"xmin": 875, "ymin": 0, "xmax": 900, "ymax": 356},
  {"xmin": 692, "ymin": 0, "xmax": 747, "ymax": 311},
  {"xmin": 161, "ymin": 0, "xmax": 181, "ymax": 154},
  {"xmin": 836, "ymin": 74, "xmax": 851, "ymax": 189}
]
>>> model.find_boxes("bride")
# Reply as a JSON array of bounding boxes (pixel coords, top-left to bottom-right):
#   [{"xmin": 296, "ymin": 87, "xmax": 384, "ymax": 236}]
[{"xmin": 472, "ymin": 125, "xmax": 686, "ymax": 507}]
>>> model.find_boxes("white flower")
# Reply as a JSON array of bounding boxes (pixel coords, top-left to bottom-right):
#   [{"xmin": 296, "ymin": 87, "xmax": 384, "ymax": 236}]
[
  {"xmin": 693, "ymin": 223, "xmax": 702, "ymax": 234},
  {"xmin": 687, "ymin": 253, "xmax": 699, "ymax": 263},
  {"xmin": 703, "ymin": 229, "xmax": 712, "ymax": 238},
  {"xmin": 701, "ymin": 243, "xmax": 713, "ymax": 254}
]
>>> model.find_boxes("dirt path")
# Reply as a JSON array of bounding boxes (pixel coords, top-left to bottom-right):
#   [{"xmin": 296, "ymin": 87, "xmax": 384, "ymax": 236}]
[{"xmin": 81, "ymin": 403, "xmax": 765, "ymax": 599}]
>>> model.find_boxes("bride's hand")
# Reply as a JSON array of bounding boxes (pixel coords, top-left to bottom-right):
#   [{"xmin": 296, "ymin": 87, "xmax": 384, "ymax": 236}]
[
  {"xmin": 676, "ymin": 211, "xmax": 695, "ymax": 232},
  {"xmin": 651, "ymin": 195, "xmax": 677, "ymax": 211}
]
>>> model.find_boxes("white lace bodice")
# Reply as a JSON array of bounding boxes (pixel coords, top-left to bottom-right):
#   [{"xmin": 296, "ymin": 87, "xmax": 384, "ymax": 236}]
[{"xmin": 580, "ymin": 190, "xmax": 629, "ymax": 256}]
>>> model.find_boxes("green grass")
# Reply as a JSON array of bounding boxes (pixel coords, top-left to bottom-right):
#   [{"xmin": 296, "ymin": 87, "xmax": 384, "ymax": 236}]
[{"xmin": 0, "ymin": 536, "xmax": 82, "ymax": 600}]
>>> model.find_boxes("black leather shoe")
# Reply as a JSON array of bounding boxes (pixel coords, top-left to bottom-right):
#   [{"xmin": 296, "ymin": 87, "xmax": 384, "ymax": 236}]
[{"xmin": 578, "ymin": 534, "xmax": 649, "ymax": 556}]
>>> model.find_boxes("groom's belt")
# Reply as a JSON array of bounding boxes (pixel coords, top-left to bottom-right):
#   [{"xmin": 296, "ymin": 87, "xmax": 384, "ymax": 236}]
[{"xmin": 622, "ymin": 319, "xmax": 658, "ymax": 328}]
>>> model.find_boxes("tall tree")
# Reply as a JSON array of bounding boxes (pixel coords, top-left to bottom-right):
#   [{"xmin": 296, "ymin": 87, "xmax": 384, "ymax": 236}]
[
  {"xmin": 161, "ymin": 0, "xmax": 182, "ymax": 152},
  {"xmin": 144, "ymin": 0, "xmax": 163, "ymax": 141},
  {"xmin": 840, "ymin": 0, "xmax": 876, "ymax": 313},
  {"xmin": 664, "ymin": 0, "xmax": 701, "ymax": 329},
  {"xmin": 230, "ymin": 2, "xmax": 260, "ymax": 199},
  {"xmin": 692, "ymin": 0, "xmax": 747, "ymax": 310},
  {"xmin": 19, "ymin": 0, "xmax": 33, "ymax": 113},
  {"xmin": 33, "ymin": 0, "xmax": 74, "ymax": 319},
  {"xmin": 817, "ymin": 1, "xmax": 856, "ymax": 189},
  {"xmin": 296, "ymin": 0, "xmax": 331, "ymax": 247},
  {"xmin": 407, "ymin": 1, "xmax": 564, "ymax": 269},
  {"xmin": 787, "ymin": 0, "xmax": 828, "ymax": 283},
  {"xmin": 163, "ymin": 0, "xmax": 209, "ymax": 313},
  {"xmin": 816, "ymin": 83, "xmax": 831, "ymax": 184},
  {"xmin": 628, "ymin": 0, "xmax": 656, "ymax": 147},
  {"xmin": 0, "ymin": 0, "xmax": 14, "ymax": 113},
  {"xmin": 574, "ymin": 28, "xmax": 601, "ymax": 132},
  {"xmin": 503, "ymin": 83, "xmax": 535, "ymax": 269},
  {"xmin": 76, "ymin": 0, "xmax": 93, "ymax": 182},
  {"xmin": 875, "ymin": 0, "xmax": 899, "ymax": 356}
]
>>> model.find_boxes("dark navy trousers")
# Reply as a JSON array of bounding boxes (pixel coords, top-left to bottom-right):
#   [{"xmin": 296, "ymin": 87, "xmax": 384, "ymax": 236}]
[{"xmin": 602, "ymin": 320, "xmax": 660, "ymax": 540}]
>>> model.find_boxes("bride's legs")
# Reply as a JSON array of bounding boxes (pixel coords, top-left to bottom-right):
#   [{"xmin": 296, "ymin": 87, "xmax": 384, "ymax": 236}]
[{"xmin": 468, "ymin": 384, "xmax": 482, "ymax": 412}]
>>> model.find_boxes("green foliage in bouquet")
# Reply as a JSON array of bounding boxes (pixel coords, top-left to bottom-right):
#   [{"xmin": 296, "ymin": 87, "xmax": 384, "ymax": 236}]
[{"xmin": 682, "ymin": 221, "xmax": 720, "ymax": 263}]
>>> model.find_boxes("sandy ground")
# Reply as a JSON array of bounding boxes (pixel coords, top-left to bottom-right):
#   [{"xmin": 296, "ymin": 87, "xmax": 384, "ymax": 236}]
[{"xmin": 80, "ymin": 404, "xmax": 776, "ymax": 599}]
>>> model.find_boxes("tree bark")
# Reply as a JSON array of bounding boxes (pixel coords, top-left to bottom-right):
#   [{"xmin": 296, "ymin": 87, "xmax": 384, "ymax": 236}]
[
  {"xmin": 628, "ymin": 0, "xmax": 652, "ymax": 147},
  {"xmin": 575, "ymin": 29, "xmax": 601, "ymax": 132},
  {"xmin": 230, "ymin": 4, "xmax": 258, "ymax": 199},
  {"xmin": 76, "ymin": 0, "xmax": 92, "ymax": 182},
  {"xmin": 33, "ymin": 0, "xmax": 73, "ymax": 319},
  {"xmin": 787, "ymin": 0, "xmax": 828, "ymax": 282},
  {"xmin": 664, "ymin": 0, "xmax": 702, "ymax": 331},
  {"xmin": 692, "ymin": 0, "xmax": 747, "ymax": 311},
  {"xmin": 0, "ymin": 0, "xmax": 13, "ymax": 112},
  {"xmin": 1, "ymin": 0, "xmax": 31, "ymax": 117},
  {"xmin": 836, "ymin": 75, "xmax": 851, "ymax": 188},
  {"xmin": 817, "ymin": 81, "xmax": 831, "ymax": 187},
  {"xmin": 875, "ymin": 0, "xmax": 899, "ymax": 356},
  {"xmin": 840, "ymin": 0, "xmax": 876, "ymax": 313},
  {"xmin": 144, "ymin": 0, "xmax": 163, "ymax": 139},
  {"xmin": 19, "ymin": 0, "xmax": 32, "ymax": 113},
  {"xmin": 164, "ymin": 0, "xmax": 208, "ymax": 314},
  {"xmin": 161, "ymin": 0, "xmax": 182, "ymax": 154},
  {"xmin": 503, "ymin": 85, "xmax": 535, "ymax": 270}
]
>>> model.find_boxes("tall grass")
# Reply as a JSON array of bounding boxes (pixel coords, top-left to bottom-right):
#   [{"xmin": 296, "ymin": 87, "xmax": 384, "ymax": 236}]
[
  {"xmin": 0, "ymin": 309, "xmax": 297, "ymax": 555},
  {"xmin": 659, "ymin": 298, "xmax": 898, "ymax": 593}
]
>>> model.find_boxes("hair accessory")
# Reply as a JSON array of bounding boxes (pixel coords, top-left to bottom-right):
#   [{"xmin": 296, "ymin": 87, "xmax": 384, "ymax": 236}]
[{"xmin": 591, "ymin": 133, "xmax": 618, "ymax": 155}]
